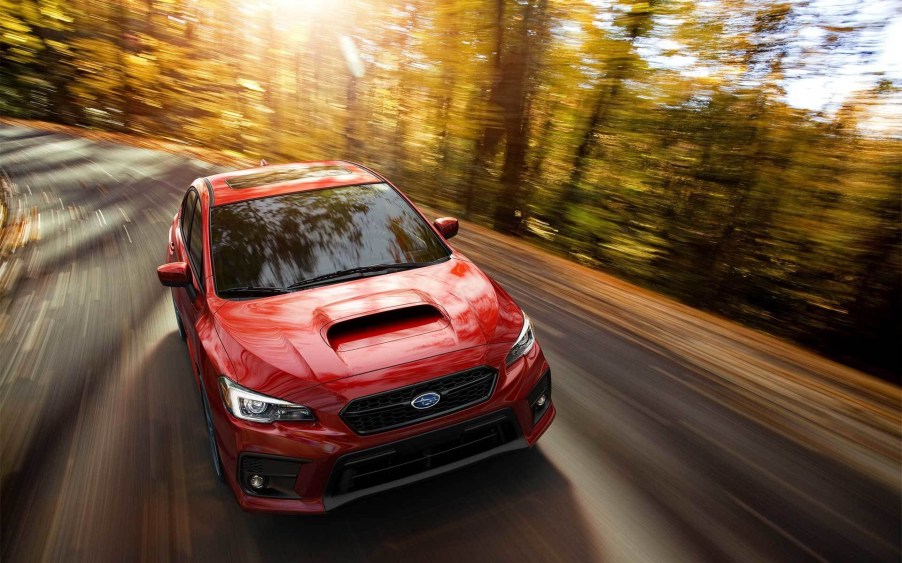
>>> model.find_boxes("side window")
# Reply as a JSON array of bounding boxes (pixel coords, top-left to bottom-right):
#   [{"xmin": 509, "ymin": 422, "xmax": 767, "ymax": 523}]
[
  {"xmin": 188, "ymin": 197, "xmax": 204, "ymax": 278},
  {"xmin": 180, "ymin": 190, "xmax": 197, "ymax": 242}
]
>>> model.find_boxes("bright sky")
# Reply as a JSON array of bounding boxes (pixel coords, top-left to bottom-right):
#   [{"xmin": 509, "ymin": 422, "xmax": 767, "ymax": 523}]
[
  {"xmin": 782, "ymin": 0, "xmax": 901, "ymax": 113},
  {"xmin": 625, "ymin": 0, "xmax": 902, "ymax": 134}
]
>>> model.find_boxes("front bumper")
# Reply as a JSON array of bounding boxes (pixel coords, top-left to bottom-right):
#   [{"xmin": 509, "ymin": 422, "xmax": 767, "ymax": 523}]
[{"xmin": 210, "ymin": 343, "xmax": 554, "ymax": 514}]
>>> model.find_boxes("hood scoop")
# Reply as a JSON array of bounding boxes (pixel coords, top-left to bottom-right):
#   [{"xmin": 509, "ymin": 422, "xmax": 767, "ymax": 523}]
[{"xmin": 325, "ymin": 304, "xmax": 450, "ymax": 352}]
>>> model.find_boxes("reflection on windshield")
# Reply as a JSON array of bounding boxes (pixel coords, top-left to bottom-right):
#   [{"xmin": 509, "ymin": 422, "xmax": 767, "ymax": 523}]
[{"xmin": 211, "ymin": 183, "xmax": 449, "ymax": 293}]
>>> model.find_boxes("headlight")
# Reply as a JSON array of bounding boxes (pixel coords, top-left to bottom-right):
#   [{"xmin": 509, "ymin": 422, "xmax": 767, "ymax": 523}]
[
  {"xmin": 218, "ymin": 376, "xmax": 315, "ymax": 423},
  {"xmin": 506, "ymin": 313, "xmax": 536, "ymax": 365}
]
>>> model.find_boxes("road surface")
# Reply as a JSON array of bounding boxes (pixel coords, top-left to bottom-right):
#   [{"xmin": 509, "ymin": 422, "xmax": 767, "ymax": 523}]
[{"xmin": 1, "ymin": 125, "xmax": 899, "ymax": 563}]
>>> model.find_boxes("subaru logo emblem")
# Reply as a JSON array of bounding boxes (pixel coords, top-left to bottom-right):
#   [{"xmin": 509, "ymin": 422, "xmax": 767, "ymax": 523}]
[{"xmin": 411, "ymin": 392, "xmax": 441, "ymax": 410}]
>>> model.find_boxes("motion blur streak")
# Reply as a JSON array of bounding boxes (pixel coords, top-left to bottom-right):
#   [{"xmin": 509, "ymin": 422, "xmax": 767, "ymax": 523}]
[{"xmin": 1, "ymin": 126, "xmax": 899, "ymax": 562}]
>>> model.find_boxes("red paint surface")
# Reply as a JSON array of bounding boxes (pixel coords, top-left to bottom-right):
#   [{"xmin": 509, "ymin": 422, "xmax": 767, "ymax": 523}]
[{"xmin": 164, "ymin": 162, "xmax": 554, "ymax": 513}]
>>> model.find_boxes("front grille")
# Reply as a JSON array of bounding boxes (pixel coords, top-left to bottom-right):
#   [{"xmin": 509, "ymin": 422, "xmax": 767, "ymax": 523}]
[
  {"xmin": 340, "ymin": 366, "xmax": 498, "ymax": 435},
  {"xmin": 328, "ymin": 410, "xmax": 521, "ymax": 505}
]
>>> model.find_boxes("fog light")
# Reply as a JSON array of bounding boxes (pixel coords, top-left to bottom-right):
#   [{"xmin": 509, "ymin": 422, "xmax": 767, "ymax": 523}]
[
  {"xmin": 527, "ymin": 371, "xmax": 551, "ymax": 424},
  {"xmin": 249, "ymin": 475, "xmax": 266, "ymax": 490}
]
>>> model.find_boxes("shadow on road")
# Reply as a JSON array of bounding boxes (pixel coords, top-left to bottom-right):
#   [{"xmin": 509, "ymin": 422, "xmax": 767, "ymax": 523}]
[
  {"xmin": 243, "ymin": 448, "xmax": 603, "ymax": 562},
  {"xmin": 142, "ymin": 330, "xmax": 604, "ymax": 562},
  {"xmin": 109, "ymin": 325, "xmax": 605, "ymax": 563}
]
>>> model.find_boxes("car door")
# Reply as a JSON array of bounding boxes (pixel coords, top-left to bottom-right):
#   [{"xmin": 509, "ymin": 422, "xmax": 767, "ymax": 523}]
[{"xmin": 175, "ymin": 188, "xmax": 206, "ymax": 370}]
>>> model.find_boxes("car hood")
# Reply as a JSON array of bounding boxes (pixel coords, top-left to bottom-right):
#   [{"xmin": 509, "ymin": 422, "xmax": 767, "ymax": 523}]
[{"xmin": 212, "ymin": 256, "xmax": 523, "ymax": 395}]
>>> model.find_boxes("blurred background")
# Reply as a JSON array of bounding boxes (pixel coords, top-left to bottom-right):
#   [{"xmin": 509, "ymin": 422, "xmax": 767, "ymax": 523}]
[
  {"xmin": 2, "ymin": 0, "xmax": 900, "ymax": 380},
  {"xmin": 1, "ymin": 2, "xmax": 901, "ymax": 562}
]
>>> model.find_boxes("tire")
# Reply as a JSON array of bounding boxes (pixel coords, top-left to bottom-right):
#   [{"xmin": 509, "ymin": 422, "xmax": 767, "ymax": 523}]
[
  {"xmin": 201, "ymin": 386, "xmax": 227, "ymax": 483},
  {"xmin": 172, "ymin": 293, "xmax": 186, "ymax": 341}
]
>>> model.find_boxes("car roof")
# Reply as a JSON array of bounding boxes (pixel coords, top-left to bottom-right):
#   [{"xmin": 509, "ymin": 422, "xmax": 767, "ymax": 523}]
[{"xmin": 203, "ymin": 161, "xmax": 384, "ymax": 207}]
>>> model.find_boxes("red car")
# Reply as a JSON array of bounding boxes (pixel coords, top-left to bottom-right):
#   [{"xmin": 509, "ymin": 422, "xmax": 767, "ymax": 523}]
[{"xmin": 157, "ymin": 161, "xmax": 554, "ymax": 513}]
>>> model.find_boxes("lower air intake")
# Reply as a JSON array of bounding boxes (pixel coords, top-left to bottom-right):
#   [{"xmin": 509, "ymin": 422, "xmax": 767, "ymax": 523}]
[{"xmin": 327, "ymin": 410, "xmax": 521, "ymax": 505}]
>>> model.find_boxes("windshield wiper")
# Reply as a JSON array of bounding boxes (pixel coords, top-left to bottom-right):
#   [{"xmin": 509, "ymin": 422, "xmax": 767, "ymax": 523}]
[
  {"xmin": 219, "ymin": 285, "xmax": 289, "ymax": 297},
  {"xmin": 287, "ymin": 262, "xmax": 428, "ymax": 291}
]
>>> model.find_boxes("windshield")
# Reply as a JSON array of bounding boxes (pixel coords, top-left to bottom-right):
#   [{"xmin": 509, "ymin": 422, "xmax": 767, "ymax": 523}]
[{"xmin": 210, "ymin": 183, "xmax": 450, "ymax": 295}]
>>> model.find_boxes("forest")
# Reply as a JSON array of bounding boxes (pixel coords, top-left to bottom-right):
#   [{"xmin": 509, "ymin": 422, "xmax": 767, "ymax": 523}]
[{"xmin": 1, "ymin": 0, "xmax": 899, "ymax": 379}]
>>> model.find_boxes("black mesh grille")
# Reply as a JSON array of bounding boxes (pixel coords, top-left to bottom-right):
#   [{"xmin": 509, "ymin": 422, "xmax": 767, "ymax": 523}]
[
  {"xmin": 328, "ymin": 410, "xmax": 520, "ymax": 500},
  {"xmin": 241, "ymin": 457, "xmax": 264, "ymax": 474},
  {"xmin": 341, "ymin": 366, "xmax": 498, "ymax": 435}
]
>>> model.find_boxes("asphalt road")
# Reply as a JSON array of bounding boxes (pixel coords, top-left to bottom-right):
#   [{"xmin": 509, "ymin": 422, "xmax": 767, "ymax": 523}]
[{"xmin": 1, "ymin": 125, "xmax": 899, "ymax": 563}]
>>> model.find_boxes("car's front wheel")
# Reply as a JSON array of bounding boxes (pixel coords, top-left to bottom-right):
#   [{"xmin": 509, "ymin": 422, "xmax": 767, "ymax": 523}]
[{"xmin": 201, "ymin": 386, "xmax": 226, "ymax": 483}]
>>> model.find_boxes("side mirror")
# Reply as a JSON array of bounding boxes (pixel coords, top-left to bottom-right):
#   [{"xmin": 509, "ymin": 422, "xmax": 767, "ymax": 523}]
[
  {"xmin": 157, "ymin": 262, "xmax": 191, "ymax": 287},
  {"xmin": 433, "ymin": 217, "xmax": 459, "ymax": 240}
]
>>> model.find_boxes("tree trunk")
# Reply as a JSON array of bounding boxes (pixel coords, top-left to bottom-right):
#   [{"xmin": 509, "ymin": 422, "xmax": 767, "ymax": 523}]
[
  {"xmin": 462, "ymin": 0, "xmax": 505, "ymax": 219},
  {"xmin": 552, "ymin": 66, "xmax": 624, "ymax": 227},
  {"xmin": 493, "ymin": 0, "xmax": 549, "ymax": 233}
]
